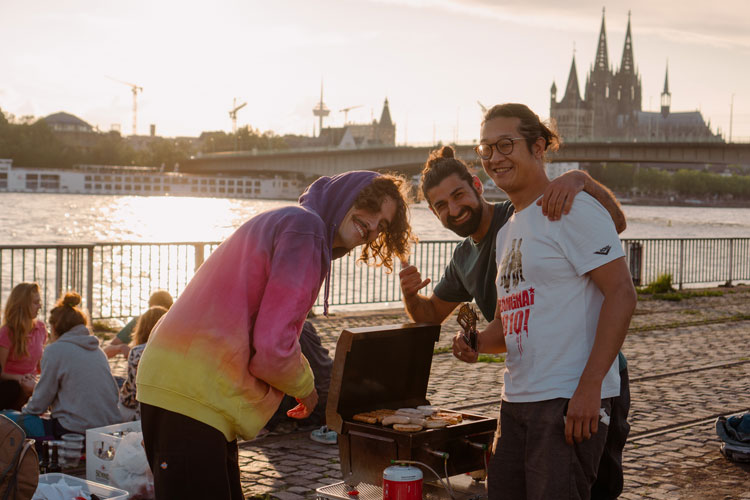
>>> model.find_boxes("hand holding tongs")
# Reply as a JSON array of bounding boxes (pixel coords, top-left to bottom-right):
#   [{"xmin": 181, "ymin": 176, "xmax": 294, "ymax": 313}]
[{"xmin": 457, "ymin": 303, "xmax": 478, "ymax": 351}]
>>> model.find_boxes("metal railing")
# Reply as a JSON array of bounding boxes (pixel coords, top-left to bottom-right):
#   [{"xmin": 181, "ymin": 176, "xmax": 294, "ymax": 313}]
[
  {"xmin": 0, "ymin": 245, "xmax": 94, "ymax": 320},
  {"xmin": 622, "ymin": 238, "xmax": 750, "ymax": 289},
  {"xmin": 1, "ymin": 238, "xmax": 748, "ymax": 322}
]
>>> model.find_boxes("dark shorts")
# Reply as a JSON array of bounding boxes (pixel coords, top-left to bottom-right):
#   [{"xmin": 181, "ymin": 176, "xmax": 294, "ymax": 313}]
[
  {"xmin": 591, "ymin": 366, "xmax": 631, "ymax": 500},
  {"xmin": 488, "ymin": 398, "xmax": 612, "ymax": 500},
  {"xmin": 140, "ymin": 403, "xmax": 243, "ymax": 500}
]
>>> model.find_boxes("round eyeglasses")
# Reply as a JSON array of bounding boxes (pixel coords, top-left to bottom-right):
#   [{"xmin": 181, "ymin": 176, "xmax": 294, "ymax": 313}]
[{"xmin": 474, "ymin": 137, "xmax": 525, "ymax": 160}]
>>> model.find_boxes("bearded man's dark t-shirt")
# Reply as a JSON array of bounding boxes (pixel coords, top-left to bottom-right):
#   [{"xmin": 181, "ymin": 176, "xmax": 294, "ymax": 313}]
[{"xmin": 433, "ymin": 201, "xmax": 514, "ymax": 322}]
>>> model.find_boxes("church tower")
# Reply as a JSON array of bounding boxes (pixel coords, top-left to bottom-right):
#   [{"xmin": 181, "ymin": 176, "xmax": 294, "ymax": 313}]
[
  {"xmin": 584, "ymin": 8, "xmax": 616, "ymax": 137},
  {"xmin": 660, "ymin": 63, "xmax": 671, "ymax": 118},
  {"xmin": 614, "ymin": 11, "xmax": 642, "ymax": 121},
  {"xmin": 550, "ymin": 55, "xmax": 593, "ymax": 141},
  {"xmin": 377, "ymin": 98, "xmax": 395, "ymax": 146}
]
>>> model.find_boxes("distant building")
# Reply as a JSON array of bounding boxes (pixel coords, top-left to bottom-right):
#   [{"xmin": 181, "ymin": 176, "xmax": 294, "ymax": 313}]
[
  {"xmin": 550, "ymin": 10, "xmax": 721, "ymax": 143},
  {"xmin": 43, "ymin": 112, "xmax": 100, "ymax": 151},
  {"xmin": 315, "ymin": 98, "xmax": 396, "ymax": 149}
]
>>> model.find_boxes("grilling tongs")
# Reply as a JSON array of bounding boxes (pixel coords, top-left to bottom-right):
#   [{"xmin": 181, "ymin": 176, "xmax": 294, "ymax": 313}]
[{"xmin": 457, "ymin": 303, "xmax": 478, "ymax": 351}]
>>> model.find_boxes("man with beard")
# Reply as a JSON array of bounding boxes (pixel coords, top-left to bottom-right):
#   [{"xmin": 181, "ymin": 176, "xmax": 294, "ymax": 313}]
[
  {"xmin": 399, "ymin": 145, "xmax": 629, "ymax": 499},
  {"xmin": 400, "ymin": 145, "xmax": 625, "ymax": 323}
]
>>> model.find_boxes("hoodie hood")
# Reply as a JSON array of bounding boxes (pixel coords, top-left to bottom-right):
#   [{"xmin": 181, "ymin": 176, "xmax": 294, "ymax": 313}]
[
  {"xmin": 56, "ymin": 323, "xmax": 100, "ymax": 350},
  {"xmin": 299, "ymin": 170, "xmax": 379, "ymax": 244},
  {"xmin": 299, "ymin": 170, "xmax": 379, "ymax": 313}
]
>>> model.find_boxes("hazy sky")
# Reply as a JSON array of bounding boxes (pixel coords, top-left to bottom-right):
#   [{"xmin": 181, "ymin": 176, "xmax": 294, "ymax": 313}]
[{"xmin": 2, "ymin": 0, "xmax": 748, "ymax": 144}]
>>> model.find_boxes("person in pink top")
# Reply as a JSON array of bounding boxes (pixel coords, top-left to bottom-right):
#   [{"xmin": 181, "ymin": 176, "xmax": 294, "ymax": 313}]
[
  {"xmin": 137, "ymin": 171, "xmax": 415, "ymax": 499},
  {"xmin": 0, "ymin": 282, "xmax": 48, "ymax": 410}
]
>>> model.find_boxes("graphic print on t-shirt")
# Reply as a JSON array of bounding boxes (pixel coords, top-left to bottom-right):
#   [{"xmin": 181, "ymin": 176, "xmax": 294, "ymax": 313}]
[
  {"xmin": 497, "ymin": 238, "xmax": 533, "ymax": 355},
  {"xmin": 498, "ymin": 238, "xmax": 525, "ymax": 293}
]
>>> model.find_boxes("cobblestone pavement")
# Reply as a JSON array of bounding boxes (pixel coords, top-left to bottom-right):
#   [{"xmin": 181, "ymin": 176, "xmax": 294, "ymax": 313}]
[{"xmin": 109, "ymin": 286, "xmax": 750, "ymax": 499}]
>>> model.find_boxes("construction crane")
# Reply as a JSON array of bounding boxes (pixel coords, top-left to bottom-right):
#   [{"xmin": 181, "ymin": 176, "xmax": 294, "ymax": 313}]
[
  {"xmin": 107, "ymin": 76, "xmax": 143, "ymax": 136},
  {"xmin": 229, "ymin": 98, "xmax": 247, "ymax": 134},
  {"xmin": 339, "ymin": 105, "xmax": 363, "ymax": 124}
]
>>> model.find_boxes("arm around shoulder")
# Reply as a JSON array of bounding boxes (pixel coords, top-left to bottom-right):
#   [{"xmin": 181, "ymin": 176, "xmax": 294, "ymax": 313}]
[{"xmin": 581, "ymin": 173, "xmax": 627, "ymax": 233}]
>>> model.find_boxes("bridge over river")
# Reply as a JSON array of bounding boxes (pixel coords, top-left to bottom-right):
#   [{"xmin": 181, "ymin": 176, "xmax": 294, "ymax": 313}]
[{"xmin": 182, "ymin": 141, "xmax": 750, "ymax": 178}]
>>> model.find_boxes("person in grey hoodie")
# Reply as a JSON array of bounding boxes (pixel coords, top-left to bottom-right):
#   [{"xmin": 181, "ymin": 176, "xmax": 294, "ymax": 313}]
[{"xmin": 23, "ymin": 291, "xmax": 121, "ymax": 437}]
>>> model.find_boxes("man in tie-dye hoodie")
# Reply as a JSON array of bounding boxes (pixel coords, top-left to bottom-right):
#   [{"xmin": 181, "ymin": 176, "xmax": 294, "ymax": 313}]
[{"xmin": 136, "ymin": 170, "xmax": 414, "ymax": 499}]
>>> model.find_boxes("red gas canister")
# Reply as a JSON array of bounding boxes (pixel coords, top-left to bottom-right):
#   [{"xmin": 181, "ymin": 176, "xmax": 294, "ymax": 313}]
[{"xmin": 383, "ymin": 465, "xmax": 423, "ymax": 500}]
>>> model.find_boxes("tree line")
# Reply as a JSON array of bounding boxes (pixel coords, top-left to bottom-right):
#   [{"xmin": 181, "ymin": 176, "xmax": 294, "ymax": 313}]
[
  {"xmin": 0, "ymin": 108, "xmax": 287, "ymax": 170},
  {"xmin": 585, "ymin": 163, "xmax": 750, "ymax": 201}
]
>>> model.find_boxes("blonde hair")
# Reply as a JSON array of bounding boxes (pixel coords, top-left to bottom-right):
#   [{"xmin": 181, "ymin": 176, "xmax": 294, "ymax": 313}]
[
  {"xmin": 132, "ymin": 306, "xmax": 168, "ymax": 346},
  {"xmin": 2, "ymin": 282, "xmax": 41, "ymax": 358},
  {"xmin": 48, "ymin": 291, "xmax": 88, "ymax": 336}
]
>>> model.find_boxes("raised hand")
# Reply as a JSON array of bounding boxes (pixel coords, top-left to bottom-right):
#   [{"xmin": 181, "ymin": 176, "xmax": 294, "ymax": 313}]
[{"xmin": 399, "ymin": 259, "xmax": 431, "ymax": 298}]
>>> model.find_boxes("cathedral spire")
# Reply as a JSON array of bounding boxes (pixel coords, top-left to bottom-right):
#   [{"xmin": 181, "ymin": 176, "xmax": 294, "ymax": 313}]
[
  {"xmin": 561, "ymin": 55, "xmax": 582, "ymax": 105},
  {"xmin": 661, "ymin": 61, "xmax": 671, "ymax": 117},
  {"xmin": 620, "ymin": 10, "xmax": 635, "ymax": 74},
  {"xmin": 379, "ymin": 97, "xmax": 392, "ymax": 127},
  {"xmin": 593, "ymin": 7, "xmax": 609, "ymax": 72}
]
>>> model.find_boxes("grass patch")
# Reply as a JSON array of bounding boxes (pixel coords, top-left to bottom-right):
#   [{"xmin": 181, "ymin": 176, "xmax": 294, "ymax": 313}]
[
  {"xmin": 682, "ymin": 290, "xmax": 724, "ymax": 298},
  {"xmin": 649, "ymin": 289, "xmax": 725, "ymax": 302},
  {"xmin": 681, "ymin": 309, "xmax": 701, "ymax": 315},
  {"xmin": 433, "ymin": 347, "xmax": 505, "ymax": 363},
  {"xmin": 477, "ymin": 354, "xmax": 505, "ymax": 363},
  {"xmin": 628, "ymin": 313, "xmax": 750, "ymax": 333},
  {"xmin": 655, "ymin": 292, "xmax": 683, "ymax": 302},
  {"xmin": 638, "ymin": 273, "xmax": 675, "ymax": 294},
  {"xmin": 637, "ymin": 273, "xmax": 724, "ymax": 302}
]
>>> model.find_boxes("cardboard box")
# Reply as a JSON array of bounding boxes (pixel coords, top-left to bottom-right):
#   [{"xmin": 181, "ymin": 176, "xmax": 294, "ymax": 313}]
[
  {"xmin": 37, "ymin": 473, "xmax": 129, "ymax": 499},
  {"xmin": 86, "ymin": 420, "xmax": 142, "ymax": 486}
]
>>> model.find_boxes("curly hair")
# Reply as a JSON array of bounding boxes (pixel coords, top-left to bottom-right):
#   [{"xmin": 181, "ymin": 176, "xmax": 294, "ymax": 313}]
[
  {"xmin": 420, "ymin": 146, "xmax": 475, "ymax": 205},
  {"xmin": 482, "ymin": 103, "xmax": 560, "ymax": 158},
  {"xmin": 48, "ymin": 291, "xmax": 88, "ymax": 337},
  {"xmin": 2, "ymin": 282, "xmax": 41, "ymax": 358},
  {"xmin": 353, "ymin": 173, "xmax": 415, "ymax": 272}
]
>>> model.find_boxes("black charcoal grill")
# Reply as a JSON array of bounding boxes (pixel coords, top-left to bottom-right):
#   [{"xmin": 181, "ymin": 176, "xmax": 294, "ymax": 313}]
[{"xmin": 325, "ymin": 323, "xmax": 497, "ymax": 486}]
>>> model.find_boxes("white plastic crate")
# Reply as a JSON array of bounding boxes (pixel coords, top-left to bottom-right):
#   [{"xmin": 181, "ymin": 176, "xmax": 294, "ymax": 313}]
[
  {"xmin": 86, "ymin": 420, "xmax": 142, "ymax": 486},
  {"xmin": 35, "ymin": 473, "xmax": 129, "ymax": 499}
]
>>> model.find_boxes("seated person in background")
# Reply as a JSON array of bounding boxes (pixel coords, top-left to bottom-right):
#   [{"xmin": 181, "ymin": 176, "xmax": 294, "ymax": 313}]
[
  {"xmin": 0, "ymin": 282, "xmax": 48, "ymax": 410},
  {"xmin": 118, "ymin": 305, "xmax": 168, "ymax": 421},
  {"xmin": 103, "ymin": 289, "xmax": 173, "ymax": 359},
  {"xmin": 1, "ymin": 363, "xmax": 47, "ymax": 438},
  {"xmin": 264, "ymin": 320, "xmax": 335, "ymax": 443},
  {"xmin": 22, "ymin": 291, "xmax": 122, "ymax": 438}
]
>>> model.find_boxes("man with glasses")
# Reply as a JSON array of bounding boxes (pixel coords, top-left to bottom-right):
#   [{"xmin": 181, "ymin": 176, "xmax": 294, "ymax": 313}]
[
  {"xmin": 400, "ymin": 110, "xmax": 629, "ymax": 499},
  {"xmin": 450, "ymin": 103, "xmax": 636, "ymax": 499}
]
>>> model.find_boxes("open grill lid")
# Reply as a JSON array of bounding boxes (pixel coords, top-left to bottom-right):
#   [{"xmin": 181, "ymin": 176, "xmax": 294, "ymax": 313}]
[{"xmin": 326, "ymin": 323, "xmax": 441, "ymax": 433}]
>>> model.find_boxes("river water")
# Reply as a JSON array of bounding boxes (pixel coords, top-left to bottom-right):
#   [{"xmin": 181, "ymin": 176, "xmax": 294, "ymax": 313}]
[{"xmin": 2, "ymin": 192, "xmax": 749, "ymax": 244}]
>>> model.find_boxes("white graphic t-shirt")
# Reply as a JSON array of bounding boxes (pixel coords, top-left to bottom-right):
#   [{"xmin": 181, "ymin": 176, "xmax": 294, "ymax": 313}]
[{"xmin": 495, "ymin": 192, "xmax": 625, "ymax": 402}]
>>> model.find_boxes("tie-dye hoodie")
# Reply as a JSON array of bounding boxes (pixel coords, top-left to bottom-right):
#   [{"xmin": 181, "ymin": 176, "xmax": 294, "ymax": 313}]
[{"xmin": 136, "ymin": 170, "xmax": 379, "ymax": 441}]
